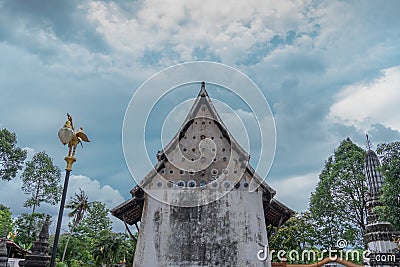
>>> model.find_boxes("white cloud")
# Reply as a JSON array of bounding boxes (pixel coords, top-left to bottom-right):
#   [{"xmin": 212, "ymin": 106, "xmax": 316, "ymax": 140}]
[
  {"xmin": 86, "ymin": 0, "xmax": 314, "ymax": 65},
  {"xmin": 68, "ymin": 174, "xmax": 125, "ymax": 209},
  {"xmin": 329, "ymin": 65, "xmax": 400, "ymax": 132},
  {"xmin": 269, "ymin": 172, "xmax": 319, "ymax": 212},
  {"xmin": 0, "ymin": 173, "xmax": 126, "ymax": 233},
  {"xmin": 67, "ymin": 174, "xmax": 126, "ymax": 232},
  {"xmin": 2, "ymin": 0, "xmax": 400, "ymax": 219}
]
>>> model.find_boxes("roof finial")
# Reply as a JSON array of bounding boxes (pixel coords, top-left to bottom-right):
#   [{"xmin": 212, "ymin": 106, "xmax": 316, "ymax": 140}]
[
  {"xmin": 366, "ymin": 133, "xmax": 372, "ymax": 150},
  {"xmin": 198, "ymin": 81, "xmax": 208, "ymax": 97}
]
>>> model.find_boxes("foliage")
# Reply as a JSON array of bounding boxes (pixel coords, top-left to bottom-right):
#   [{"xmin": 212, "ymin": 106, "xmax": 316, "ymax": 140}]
[
  {"xmin": 123, "ymin": 234, "xmax": 137, "ymax": 266},
  {"xmin": 14, "ymin": 212, "xmax": 46, "ymax": 248},
  {"xmin": 270, "ymin": 211, "xmax": 365, "ymax": 265},
  {"xmin": 92, "ymin": 231, "xmax": 120, "ymax": 265},
  {"xmin": 22, "ymin": 151, "xmax": 62, "ymax": 214},
  {"xmin": 310, "ymin": 138, "xmax": 367, "ymax": 248},
  {"xmin": 53, "ymin": 198, "xmax": 136, "ymax": 266},
  {"xmin": 310, "ymin": 155, "xmax": 355, "ymax": 248},
  {"xmin": 269, "ymin": 212, "xmax": 316, "ymax": 251},
  {"xmin": 0, "ymin": 128, "xmax": 27, "ymax": 181},
  {"xmin": 0, "ymin": 204, "xmax": 13, "ymax": 237},
  {"xmin": 69, "ymin": 259, "xmax": 81, "ymax": 267},
  {"xmin": 92, "ymin": 231, "xmax": 135, "ymax": 266},
  {"xmin": 54, "ymin": 233, "xmax": 94, "ymax": 266},
  {"xmin": 75, "ymin": 201, "xmax": 112, "ymax": 239},
  {"xmin": 62, "ymin": 189, "xmax": 90, "ymax": 262},
  {"xmin": 376, "ymin": 141, "xmax": 400, "ymax": 230},
  {"xmin": 55, "ymin": 201, "xmax": 113, "ymax": 265},
  {"xmin": 269, "ymin": 212, "xmax": 317, "ymax": 263},
  {"xmin": 55, "ymin": 228, "xmax": 136, "ymax": 266},
  {"xmin": 66, "ymin": 189, "xmax": 90, "ymax": 229}
]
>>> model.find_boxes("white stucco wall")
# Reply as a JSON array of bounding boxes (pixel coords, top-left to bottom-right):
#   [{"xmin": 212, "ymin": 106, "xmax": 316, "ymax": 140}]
[{"xmin": 133, "ymin": 189, "xmax": 271, "ymax": 267}]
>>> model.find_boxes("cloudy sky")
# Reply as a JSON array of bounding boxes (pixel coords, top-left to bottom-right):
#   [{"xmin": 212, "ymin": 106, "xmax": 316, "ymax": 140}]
[{"xmin": 1, "ymin": 0, "xmax": 400, "ymax": 232}]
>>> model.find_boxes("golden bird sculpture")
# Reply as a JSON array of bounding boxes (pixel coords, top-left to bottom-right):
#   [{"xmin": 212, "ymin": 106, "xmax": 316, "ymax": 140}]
[
  {"xmin": 58, "ymin": 113, "xmax": 90, "ymax": 158},
  {"xmin": 76, "ymin": 127, "xmax": 90, "ymax": 147}
]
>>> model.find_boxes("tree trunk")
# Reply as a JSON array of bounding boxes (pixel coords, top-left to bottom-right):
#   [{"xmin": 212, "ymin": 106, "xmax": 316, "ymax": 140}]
[
  {"xmin": 32, "ymin": 178, "xmax": 41, "ymax": 215},
  {"xmin": 61, "ymin": 233, "xmax": 72, "ymax": 262},
  {"xmin": 61, "ymin": 222, "xmax": 77, "ymax": 262}
]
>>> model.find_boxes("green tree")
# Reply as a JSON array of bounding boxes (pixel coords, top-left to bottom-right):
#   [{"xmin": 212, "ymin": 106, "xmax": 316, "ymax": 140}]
[
  {"xmin": 376, "ymin": 141, "xmax": 400, "ymax": 230},
  {"xmin": 0, "ymin": 128, "xmax": 27, "ymax": 181},
  {"xmin": 75, "ymin": 201, "xmax": 112, "ymax": 239},
  {"xmin": 14, "ymin": 212, "xmax": 46, "ymax": 249},
  {"xmin": 61, "ymin": 189, "xmax": 90, "ymax": 262},
  {"xmin": 310, "ymin": 155, "xmax": 356, "ymax": 248},
  {"xmin": 92, "ymin": 232, "xmax": 134, "ymax": 266},
  {"xmin": 51, "ymin": 199, "xmax": 137, "ymax": 266},
  {"xmin": 55, "ymin": 201, "xmax": 128, "ymax": 266},
  {"xmin": 22, "ymin": 151, "xmax": 62, "ymax": 214},
  {"xmin": 54, "ymin": 233, "xmax": 94, "ymax": 266},
  {"xmin": 0, "ymin": 204, "xmax": 13, "ymax": 236},
  {"xmin": 269, "ymin": 212, "xmax": 317, "ymax": 263},
  {"xmin": 122, "ymin": 234, "xmax": 137, "ymax": 266},
  {"xmin": 310, "ymin": 138, "xmax": 368, "ymax": 247}
]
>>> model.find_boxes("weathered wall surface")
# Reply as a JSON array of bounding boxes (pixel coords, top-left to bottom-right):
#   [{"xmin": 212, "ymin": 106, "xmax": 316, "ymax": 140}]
[{"xmin": 133, "ymin": 190, "xmax": 271, "ymax": 267}]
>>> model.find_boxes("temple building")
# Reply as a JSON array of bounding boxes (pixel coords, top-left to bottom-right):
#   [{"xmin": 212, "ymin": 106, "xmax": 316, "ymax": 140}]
[
  {"xmin": 112, "ymin": 83, "xmax": 294, "ymax": 267},
  {"xmin": 363, "ymin": 137, "xmax": 399, "ymax": 266}
]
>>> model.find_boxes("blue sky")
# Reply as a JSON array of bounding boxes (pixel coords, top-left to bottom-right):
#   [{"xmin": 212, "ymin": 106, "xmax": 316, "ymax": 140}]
[{"xmin": 1, "ymin": 0, "xmax": 400, "ymax": 232}]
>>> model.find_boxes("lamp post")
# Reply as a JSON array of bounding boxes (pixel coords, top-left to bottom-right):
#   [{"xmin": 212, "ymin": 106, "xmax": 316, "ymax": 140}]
[{"xmin": 50, "ymin": 114, "xmax": 90, "ymax": 267}]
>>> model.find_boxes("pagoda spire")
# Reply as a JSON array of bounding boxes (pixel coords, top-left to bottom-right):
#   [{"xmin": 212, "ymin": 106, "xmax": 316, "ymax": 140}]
[
  {"xmin": 198, "ymin": 81, "xmax": 208, "ymax": 97},
  {"xmin": 364, "ymin": 135, "xmax": 383, "ymax": 196},
  {"xmin": 366, "ymin": 133, "xmax": 372, "ymax": 150},
  {"xmin": 363, "ymin": 135, "xmax": 400, "ymax": 266}
]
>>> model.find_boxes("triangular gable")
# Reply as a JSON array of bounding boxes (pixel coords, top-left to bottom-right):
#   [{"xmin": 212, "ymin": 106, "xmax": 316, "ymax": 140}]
[{"xmin": 138, "ymin": 82, "xmax": 275, "ymax": 200}]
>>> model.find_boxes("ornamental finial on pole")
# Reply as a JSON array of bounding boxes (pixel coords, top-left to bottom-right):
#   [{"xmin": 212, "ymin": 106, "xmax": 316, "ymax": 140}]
[{"xmin": 58, "ymin": 113, "xmax": 90, "ymax": 170}]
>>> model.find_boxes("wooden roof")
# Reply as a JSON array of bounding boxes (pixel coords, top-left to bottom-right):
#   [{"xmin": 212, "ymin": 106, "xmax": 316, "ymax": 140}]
[
  {"xmin": 6, "ymin": 240, "xmax": 31, "ymax": 259},
  {"xmin": 264, "ymin": 198, "xmax": 295, "ymax": 227},
  {"xmin": 111, "ymin": 186, "xmax": 144, "ymax": 225}
]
